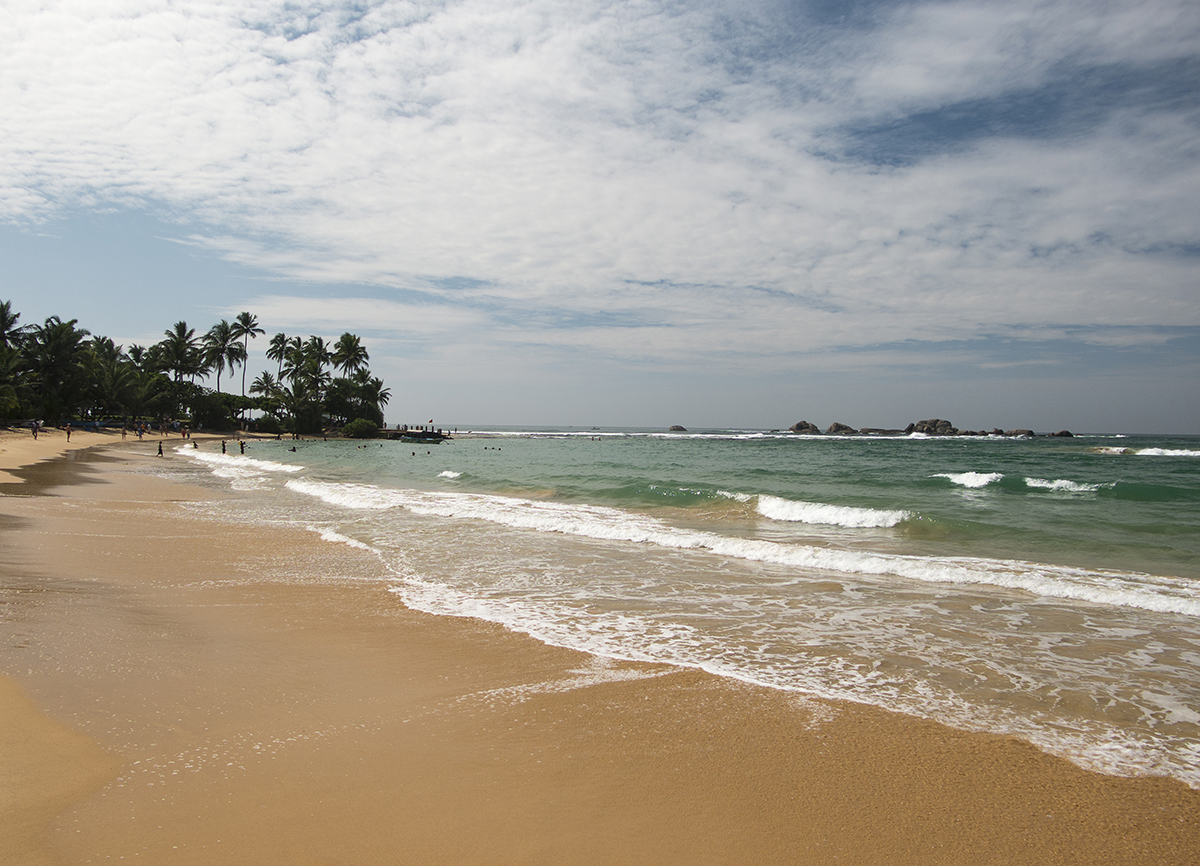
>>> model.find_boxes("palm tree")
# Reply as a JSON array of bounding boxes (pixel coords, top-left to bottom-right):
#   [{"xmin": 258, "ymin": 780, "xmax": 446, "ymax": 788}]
[
  {"xmin": 278, "ymin": 337, "xmax": 333, "ymax": 433},
  {"xmin": 231, "ymin": 312, "xmax": 264, "ymax": 398},
  {"xmin": 249, "ymin": 371, "xmax": 280, "ymax": 417},
  {"xmin": 331, "ymin": 332, "xmax": 369, "ymax": 376},
  {"xmin": 124, "ymin": 367, "xmax": 170, "ymax": 421},
  {"xmin": 0, "ymin": 344, "xmax": 26, "ymax": 415},
  {"xmin": 266, "ymin": 332, "xmax": 289, "ymax": 380},
  {"xmin": 249, "ymin": 370, "xmax": 278, "ymax": 397},
  {"xmin": 159, "ymin": 322, "xmax": 202, "ymax": 383},
  {"xmin": 303, "ymin": 335, "xmax": 331, "ymax": 371},
  {"xmin": 364, "ymin": 375, "xmax": 391, "ymax": 410},
  {"xmin": 203, "ymin": 320, "xmax": 246, "ymax": 394},
  {"xmin": 90, "ymin": 357, "xmax": 136, "ymax": 417},
  {"xmin": 279, "ymin": 336, "xmax": 304, "ymax": 382},
  {"xmin": 89, "ymin": 336, "xmax": 124, "ymax": 366},
  {"xmin": 0, "ymin": 300, "xmax": 26, "ymax": 350},
  {"xmin": 24, "ymin": 317, "xmax": 92, "ymax": 421}
]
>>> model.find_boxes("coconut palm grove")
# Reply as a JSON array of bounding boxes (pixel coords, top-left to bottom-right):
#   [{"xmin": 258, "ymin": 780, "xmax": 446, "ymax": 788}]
[{"xmin": 0, "ymin": 300, "xmax": 390, "ymax": 435}]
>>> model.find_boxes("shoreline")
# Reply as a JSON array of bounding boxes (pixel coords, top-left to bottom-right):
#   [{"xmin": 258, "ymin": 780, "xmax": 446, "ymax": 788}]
[{"xmin": 1, "ymin": 442, "xmax": 1199, "ymax": 863}]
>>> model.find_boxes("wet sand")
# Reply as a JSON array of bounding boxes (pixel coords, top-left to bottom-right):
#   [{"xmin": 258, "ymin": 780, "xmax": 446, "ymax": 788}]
[{"xmin": 1, "ymin": 436, "xmax": 1198, "ymax": 864}]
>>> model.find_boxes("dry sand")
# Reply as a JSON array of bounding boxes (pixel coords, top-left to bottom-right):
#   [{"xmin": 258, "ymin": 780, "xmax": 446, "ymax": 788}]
[{"xmin": 1, "ymin": 432, "xmax": 1198, "ymax": 864}]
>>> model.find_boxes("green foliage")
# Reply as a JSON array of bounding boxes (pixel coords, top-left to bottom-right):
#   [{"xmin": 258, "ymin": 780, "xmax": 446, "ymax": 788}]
[
  {"xmin": 25, "ymin": 316, "xmax": 92, "ymax": 421},
  {"xmin": 188, "ymin": 390, "xmax": 235, "ymax": 430},
  {"xmin": 255, "ymin": 414, "xmax": 283, "ymax": 435},
  {"xmin": 343, "ymin": 417, "xmax": 379, "ymax": 439},
  {"xmin": 203, "ymin": 319, "xmax": 246, "ymax": 395},
  {"xmin": 0, "ymin": 301, "xmax": 394, "ymax": 435}
]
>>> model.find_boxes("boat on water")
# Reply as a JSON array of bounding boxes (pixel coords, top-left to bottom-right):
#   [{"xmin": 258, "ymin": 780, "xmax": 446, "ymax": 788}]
[{"xmin": 388, "ymin": 426, "xmax": 451, "ymax": 443}]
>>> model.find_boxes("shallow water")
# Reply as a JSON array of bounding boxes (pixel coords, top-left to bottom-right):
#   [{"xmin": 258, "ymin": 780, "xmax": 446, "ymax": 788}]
[{"xmin": 159, "ymin": 429, "xmax": 1200, "ymax": 787}]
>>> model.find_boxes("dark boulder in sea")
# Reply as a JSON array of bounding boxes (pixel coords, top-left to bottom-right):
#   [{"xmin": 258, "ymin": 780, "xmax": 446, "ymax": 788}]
[
  {"xmin": 911, "ymin": 419, "xmax": 958, "ymax": 435},
  {"xmin": 826, "ymin": 422, "xmax": 858, "ymax": 435},
  {"xmin": 1049, "ymin": 430, "xmax": 1074, "ymax": 437},
  {"xmin": 1005, "ymin": 429, "xmax": 1035, "ymax": 438},
  {"xmin": 789, "ymin": 421, "xmax": 821, "ymax": 434},
  {"xmin": 669, "ymin": 425, "xmax": 687, "ymax": 432}
]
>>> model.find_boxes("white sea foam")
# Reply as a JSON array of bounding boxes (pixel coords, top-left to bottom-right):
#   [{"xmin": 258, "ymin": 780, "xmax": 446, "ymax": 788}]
[
  {"xmin": 438, "ymin": 470, "xmax": 462, "ymax": 479},
  {"xmin": 1025, "ymin": 478, "xmax": 1104, "ymax": 493},
  {"xmin": 755, "ymin": 494, "xmax": 909, "ymax": 528},
  {"xmin": 933, "ymin": 471, "xmax": 1003, "ymax": 488},
  {"xmin": 1092, "ymin": 446, "xmax": 1200, "ymax": 457},
  {"xmin": 286, "ymin": 479, "xmax": 398, "ymax": 510},
  {"xmin": 455, "ymin": 658, "xmax": 670, "ymax": 708},
  {"xmin": 716, "ymin": 490, "xmax": 753, "ymax": 503},
  {"xmin": 178, "ymin": 448, "xmax": 304, "ymax": 490},
  {"xmin": 312, "ymin": 526, "xmax": 380, "ymax": 553},
  {"xmin": 386, "ymin": 569, "xmax": 1200, "ymax": 789},
  {"xmin": 184, "ymin": 449, "xmax": 304, "ymax": 474},
  {"xmin": 284, "ymin": 478, "xmax": 1200, "ymax": 617}
]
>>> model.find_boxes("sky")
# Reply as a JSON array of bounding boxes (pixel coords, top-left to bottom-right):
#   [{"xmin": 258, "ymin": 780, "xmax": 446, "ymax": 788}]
[{"xmin": 2, "ymin": 0, "xmax": 1198, "ymax": 433}]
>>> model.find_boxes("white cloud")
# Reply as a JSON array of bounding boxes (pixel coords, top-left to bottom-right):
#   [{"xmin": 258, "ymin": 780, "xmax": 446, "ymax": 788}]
[{"xmin": 2, "ymin": 0, "xmax": 1198, "ymax": 381}]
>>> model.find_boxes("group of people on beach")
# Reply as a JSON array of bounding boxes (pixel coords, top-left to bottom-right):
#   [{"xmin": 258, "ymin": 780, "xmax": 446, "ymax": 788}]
[{"xmin": 27, "ymin": 418, "xmax": 197, "ymax": 443}]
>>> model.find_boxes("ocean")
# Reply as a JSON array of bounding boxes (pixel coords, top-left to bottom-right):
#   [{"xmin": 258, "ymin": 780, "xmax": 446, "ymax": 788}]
[{"xmin": 156, "ymin": 428, "xmax": 1200, "ymax": 788}]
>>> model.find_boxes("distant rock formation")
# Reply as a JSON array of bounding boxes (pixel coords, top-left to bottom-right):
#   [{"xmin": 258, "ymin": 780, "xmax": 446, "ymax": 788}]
[
  {"xmin": 908, "ymin": 419, "xmax": 957, "ymax": 435},
  {"xmin": 777, "ymin": 419, "xmax": 1055, "ymax": 437},
  {"xmin": 669, "ymin": 425, "xmax": 687, "ymax": 432}
]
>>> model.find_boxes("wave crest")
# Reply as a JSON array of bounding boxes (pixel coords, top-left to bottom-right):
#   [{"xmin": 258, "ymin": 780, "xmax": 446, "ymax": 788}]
[
  {"xmin": 933, "ymin": 472, "xmax": 1003, "ymax": 488},
  {"xmin": 755, "ymin": 494, "xmax": 909, "ymax": 528}
]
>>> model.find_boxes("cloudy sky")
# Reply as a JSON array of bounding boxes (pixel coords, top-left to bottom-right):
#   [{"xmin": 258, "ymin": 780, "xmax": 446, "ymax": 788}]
[{"xmin": 2, "ymin": 0, "xmax": 1198, "ymax": 432}]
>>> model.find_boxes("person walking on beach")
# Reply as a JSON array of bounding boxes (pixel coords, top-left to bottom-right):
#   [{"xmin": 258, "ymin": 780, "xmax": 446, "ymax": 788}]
[
  {"xmin": 64, "ymin": 422, "xmax": 71, "ymax": 442},
  {"xmin": 31, "ymin": 420, "xmax": 38, "ymax": 440},
  {"xmin": 157, "ymin": 441, "xmax": 163, "ymax": 457}
]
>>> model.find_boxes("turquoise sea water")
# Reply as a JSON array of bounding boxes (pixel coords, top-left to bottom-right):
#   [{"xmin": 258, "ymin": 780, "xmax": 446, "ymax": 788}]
[{"xmin": 161, "ymin": 428, "xmax": 1200, "ymax": 788}]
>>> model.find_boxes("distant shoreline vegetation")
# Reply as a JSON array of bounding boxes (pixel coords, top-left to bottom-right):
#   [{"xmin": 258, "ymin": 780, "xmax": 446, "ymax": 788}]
[{"xmin": 0, "ymin": 300, "xmax": 390, "ymax": 434}]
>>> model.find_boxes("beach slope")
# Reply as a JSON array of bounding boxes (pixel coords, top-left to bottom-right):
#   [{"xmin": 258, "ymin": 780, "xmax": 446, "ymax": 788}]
[{"xmin": 0, "ymin": 437, "xmax": 1198, "ymax": 864}]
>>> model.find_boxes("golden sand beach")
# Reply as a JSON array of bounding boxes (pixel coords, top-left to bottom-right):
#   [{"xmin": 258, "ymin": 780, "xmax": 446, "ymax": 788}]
[{"xmin": 1, "ymin": 429, "xmax": 1198, "ymax": 864}]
